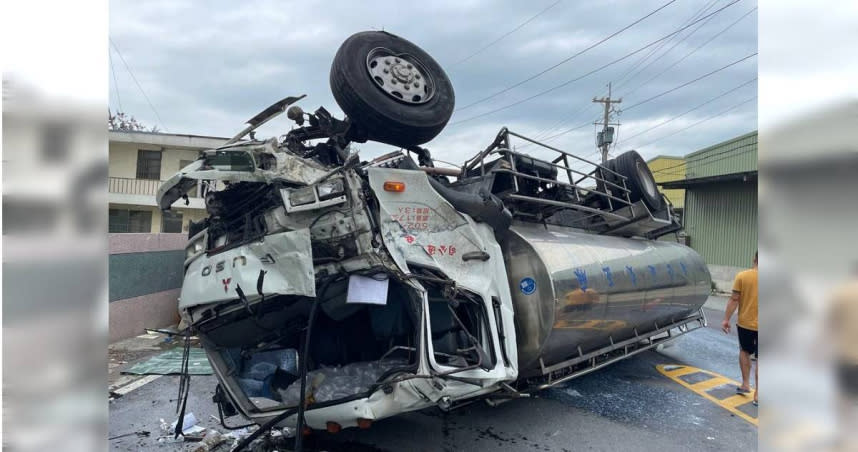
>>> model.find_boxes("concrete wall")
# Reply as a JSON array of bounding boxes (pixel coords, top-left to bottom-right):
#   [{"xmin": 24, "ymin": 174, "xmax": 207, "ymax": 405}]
[
  {"xmin": 708, "ymin": 264, "xmax": 746, "ymax": 293},
  {"xmin": 109, "ymin": 233, "xmax": 187, "ymax": 342}
]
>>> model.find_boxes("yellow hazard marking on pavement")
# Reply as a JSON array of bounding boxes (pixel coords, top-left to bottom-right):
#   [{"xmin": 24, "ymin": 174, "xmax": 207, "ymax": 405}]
[
  {"xmin": 656, "ymin": 364, "xmax": 757, "ymax": 426},
  {"xmin": 659, "ymin": 365, "xmax": 700, "ymax": 379},
  {"xmin": 690, "ymin": 376, "xmax": 733, "ymax": 392}
]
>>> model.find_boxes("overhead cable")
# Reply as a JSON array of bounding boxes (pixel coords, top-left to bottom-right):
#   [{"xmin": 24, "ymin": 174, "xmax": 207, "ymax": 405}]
[{"xmin": 447, "ymin": 0, "xmax": 742, "ymax": 126}]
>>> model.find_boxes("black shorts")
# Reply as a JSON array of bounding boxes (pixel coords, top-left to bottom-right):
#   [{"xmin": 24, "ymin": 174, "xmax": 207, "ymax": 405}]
[{"xmin": 737, "ymin": 326, "xmax": 758, "ymax": 357}]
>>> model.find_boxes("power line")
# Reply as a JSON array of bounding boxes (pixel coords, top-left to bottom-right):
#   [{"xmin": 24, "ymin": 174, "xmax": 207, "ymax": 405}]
[
  {"xmin": 524, "ymin": 83, "xmax": 609, "ymax": 141},
  {"xmin": 109, "ymin": 49, "xmax": 124, "ymax": 113},
  {"xmin": 451, "ymin": 0, "xmax": 563, "ymax": 67},
  {"xmin": 621, "ymin": 6, "xmax": 757, "ymax": 99},
  {"xmin": 622, "ymin": 52, "xmax": 756, "ymax": 112},
  {"xmin": 612, "ymin": 0, "xmax": 720, "ymax": 89},
  {"xmin": 622, "ymin": 76, "xmax": 757, "ymax": 143},
  {"xmin": 613, "ymin": 0, "xmax": 722, "ymax": 91},
  {"xmin": 527, "ymin": 101, "xmax": 598, "ymax": 142},
  {"xmin": 636, "ymin": 95, "xmax": 756, "ymax": 149},
  {"xmin": 454, "ymin": 0, "xmax": 678, "ymax": 112},
  {"xmin": 109, "ymin": 38, "xmax": 167, "ymax": 131},
  {"xmin": 517, "ymin": 111, "xmax": 601, "ymax": 153},
  {"xmin": 447, "ymin": 0, "xmax": 741, "ymax": 127},
  {"xmin": 533, "ymin": 1, "xmax": 750, "ymax": 149},
  {"xmin": 540, "ymin": 120, "xmax": 594, "ymax": 142}
]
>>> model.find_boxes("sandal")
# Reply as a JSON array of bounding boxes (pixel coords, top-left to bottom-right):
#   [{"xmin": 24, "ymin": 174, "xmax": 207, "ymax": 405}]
[{"xmin": 736, "ymin": 386, "xmax": 751, "ymax": 394}]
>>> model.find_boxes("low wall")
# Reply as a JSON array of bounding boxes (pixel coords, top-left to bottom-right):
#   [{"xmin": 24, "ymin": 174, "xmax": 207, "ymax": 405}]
[
  {"xmin": 708, "ymin": 264, "xmax": 746, "ymax": 293},
  {"xmin": 109, "ymin": 233, "xmax": 187, "ymax": 342}
]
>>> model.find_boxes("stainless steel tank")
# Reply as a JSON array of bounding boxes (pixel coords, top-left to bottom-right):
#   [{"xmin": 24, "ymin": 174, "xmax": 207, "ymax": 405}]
[{"xmin": 501, "ymin": 222, "xmax": 711, "ymax": 376}]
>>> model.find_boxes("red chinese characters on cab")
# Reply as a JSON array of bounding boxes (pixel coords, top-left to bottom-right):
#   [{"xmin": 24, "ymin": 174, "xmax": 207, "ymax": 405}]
[{"xmin": 425, "ymin": 244, "xmax": 456, "ymax": 256}]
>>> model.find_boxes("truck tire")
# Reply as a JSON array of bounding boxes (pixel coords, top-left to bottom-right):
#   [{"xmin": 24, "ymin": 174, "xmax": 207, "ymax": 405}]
[
  {"xmin": 611, "ymin": 150, "xmax": 663, "ymax": 211},
  {"xmin": 329, "ymin": 31, "xmax": 455, "ymax": 147}
]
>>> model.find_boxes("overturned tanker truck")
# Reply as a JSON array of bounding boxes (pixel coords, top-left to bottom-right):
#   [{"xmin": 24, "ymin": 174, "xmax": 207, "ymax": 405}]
[{"xmin": 157, "ymin": 31, "xmax": 710, "ymax": 441}]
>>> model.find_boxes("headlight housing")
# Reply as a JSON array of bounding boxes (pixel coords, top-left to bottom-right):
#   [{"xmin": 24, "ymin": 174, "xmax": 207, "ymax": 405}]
[
  {"xmin": 281, "ymin": 178, "xmax": 348, "ymax": 212},
  {"xmin": 289, "ymin": 186, "xmax": 316, "ymax": 206},
  {"xmin": 213, "ymin": 235, "xmax": 227, "ymax": 248},
  {"xmin": 186, "ymin": 234, "xmax": 207, "ymax": 260},
  {"xmin": 317, "ymin": 179, "xmax": 344, "ymax": 200}
]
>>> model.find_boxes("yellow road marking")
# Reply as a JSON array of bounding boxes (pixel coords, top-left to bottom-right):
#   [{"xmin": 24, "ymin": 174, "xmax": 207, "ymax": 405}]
[
  {"xmin": 689, "ymin": 376, "xmax": 732, "ymax": 392},
  {"xmin": 656, "ymin": 364, "xmax": 757, "ymax": 426},
  {"xmin": 660, "ymin": 366, "xmax": 700, "ymax": 379},
  {"xmin": 721, "ymin": 394, "xmax": 753, "ymax": 408}
]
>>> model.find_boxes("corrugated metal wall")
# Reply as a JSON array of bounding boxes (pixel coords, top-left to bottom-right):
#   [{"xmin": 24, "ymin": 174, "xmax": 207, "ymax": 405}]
[
  {"xmin": 685, "ymin": 131, "xmax": 757, "ymax": 178},
  {"xmin": 684, "ymin": 181, "xmax": 757, "ymax": 267}
]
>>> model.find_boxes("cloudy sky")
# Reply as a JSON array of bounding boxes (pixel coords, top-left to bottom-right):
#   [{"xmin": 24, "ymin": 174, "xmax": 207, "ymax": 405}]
[{"xmin": 109, "ymin": 0, "xmax": 758, "ymax": 167}]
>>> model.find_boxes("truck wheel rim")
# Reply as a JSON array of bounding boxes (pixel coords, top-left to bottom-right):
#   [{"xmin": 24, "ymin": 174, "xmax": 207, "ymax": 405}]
[
  {"xmin": 636, "ymin": 160, "xmax": 657, "ymax": 197},
  {"xmin": 366, "ymin": 47, "xmax": 435, "ymax": 104}
]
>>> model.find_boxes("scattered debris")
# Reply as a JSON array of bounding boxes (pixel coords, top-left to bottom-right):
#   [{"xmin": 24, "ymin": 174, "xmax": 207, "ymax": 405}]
[
  {"xmin": 191, "ymin": 430, "xmax": 227, "ymax": 452},
  {"xmin": 183, "ymin": 429, "xmax": 208, "ymax": 442},
  {"xmin": 564, "ymin": 389, "xmax": 583, "ymax": 397},
  {"xmin": 275, "ymin": 359, "xmax": 407, "ymax": 406},
  {"xmin": 145, "ymin": 327, "xmax": 183, "ymax": 336},
  {"xmin": 223, "ymin": 425, "xmax": 260, "ymax": 441},
  {"xmin": 108, "ymin": 430, "xmax": 150, "ymax": 441},
  {"xmin": 169, "ymin": 412, "xmax": 206, "ymax": 437},
  {"xmin": 123, "ymin": 348, "xmax": 212, "ymax": 375}
]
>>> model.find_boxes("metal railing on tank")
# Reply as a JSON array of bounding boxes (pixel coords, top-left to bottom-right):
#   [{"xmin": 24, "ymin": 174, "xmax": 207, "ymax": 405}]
[{"xmin": 459, "ymin": 128, "xmax": 641, "ymax": 229}]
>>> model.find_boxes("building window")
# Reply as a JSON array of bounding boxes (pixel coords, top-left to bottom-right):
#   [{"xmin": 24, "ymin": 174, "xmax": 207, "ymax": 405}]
[
  {"xmin": 161, "ymin": 210, "xmax": 183, "ymax": 233},
  {"xmin": 136, "ymin": 150, "xmax": 162, "ymax": 180},
  {"xmin": 109, "ymin": 208, "xmax": 152, "ymax": 233}
]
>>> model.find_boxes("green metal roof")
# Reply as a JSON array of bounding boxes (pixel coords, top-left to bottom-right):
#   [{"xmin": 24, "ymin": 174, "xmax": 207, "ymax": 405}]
[
  {"xmin": 645, "ymin": 154, "xmax": 684, "ymax": 163},
  {"xmin": 684, "ymin": 130, "xmax": 757, "ymax": 179}
]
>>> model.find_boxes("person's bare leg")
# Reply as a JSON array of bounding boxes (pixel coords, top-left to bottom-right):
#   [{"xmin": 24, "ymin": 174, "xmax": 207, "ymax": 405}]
[
  {"xmin": 739, "ymin": 350, "xmax": 751, "ymax": 391},
  {"xmin": 753, "ymin": 357, "xmax": 758, "ymax": 403}
]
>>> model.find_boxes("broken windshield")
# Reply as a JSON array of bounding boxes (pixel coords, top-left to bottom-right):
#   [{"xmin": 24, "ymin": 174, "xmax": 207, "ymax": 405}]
[{"xmin": 203, "ymin": 150, "xmax": 255, "ymax": 172}]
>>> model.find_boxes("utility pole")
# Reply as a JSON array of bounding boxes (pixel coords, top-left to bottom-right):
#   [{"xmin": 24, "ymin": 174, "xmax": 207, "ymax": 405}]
[{"xmin": 593, "ymin": 82, "xmax": 622, "ymax": 163}]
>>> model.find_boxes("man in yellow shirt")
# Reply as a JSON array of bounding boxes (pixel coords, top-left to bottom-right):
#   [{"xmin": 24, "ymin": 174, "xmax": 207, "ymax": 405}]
[{"xmin": 721, "ymin": 251, "xmax": 758, "ymax": 405}]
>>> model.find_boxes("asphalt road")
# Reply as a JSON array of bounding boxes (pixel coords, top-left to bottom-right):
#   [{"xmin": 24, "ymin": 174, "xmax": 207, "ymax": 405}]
[{"xmin": 108, "ymin": 307, "xmax": 757, "ymax": 451}]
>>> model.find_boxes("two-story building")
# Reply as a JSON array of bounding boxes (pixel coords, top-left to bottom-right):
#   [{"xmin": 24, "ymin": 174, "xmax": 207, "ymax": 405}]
[{"xmin": 108, "ymin": 131, "xmax": 227, "ymax": 234}]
